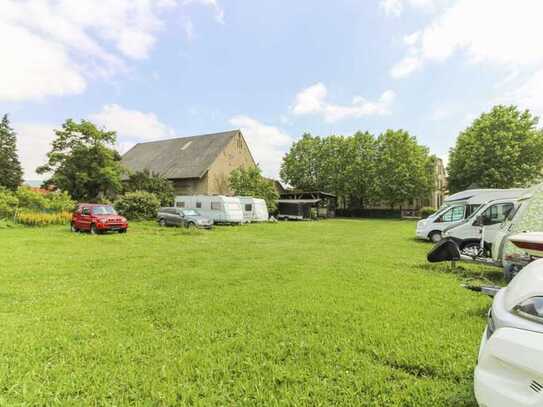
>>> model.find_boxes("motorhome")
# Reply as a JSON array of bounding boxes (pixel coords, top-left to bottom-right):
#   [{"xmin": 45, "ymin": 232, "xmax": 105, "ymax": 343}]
[
  {"xmin": 416, "ymin": 189, "xmax": 526, "ymax": 242},
  {"xmin": 442, "ymin": 191, "xmax": 527, "ymax": 254},
  {"xmin": 238, "ymin": 197, "xmax": 269, "ymax": 222},
  {"xmin": 174, "ymin": 195, "xmax": 244, "ymax": 224}
]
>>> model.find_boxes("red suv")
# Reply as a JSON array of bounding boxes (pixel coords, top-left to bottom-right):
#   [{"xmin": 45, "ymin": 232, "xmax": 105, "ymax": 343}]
[{"xmin": 71, "ymin": 204, "xmax": 128, "ymax": 234}]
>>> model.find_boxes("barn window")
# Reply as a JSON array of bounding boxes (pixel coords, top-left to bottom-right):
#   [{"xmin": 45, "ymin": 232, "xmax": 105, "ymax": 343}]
[
  {"xmin": 176, "ymin": 201, "xmax": 185, "ymax": 208},
  {"xmin": 196, "ymin": 202, "xmax": 202, "ymax": 208},
  {"xmin": 211, "ymin": 202, "xmax": 221, "ymax": 210}
]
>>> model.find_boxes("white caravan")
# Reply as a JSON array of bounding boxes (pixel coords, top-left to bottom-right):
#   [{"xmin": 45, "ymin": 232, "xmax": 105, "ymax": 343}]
[
  {"xmin": 174, "ymin": 195, "xmax": 244, "ymax": 224},
  {"xmin": 442, "ymin": 191, "xmax": 527, "ymax": 254},
  {"xmin": 416, "ymin": 189, "xmax": 526, "ymax": 242},
  {"xmin": 238, "ymin": 197, "xmax": 269, "ymax": 222}
]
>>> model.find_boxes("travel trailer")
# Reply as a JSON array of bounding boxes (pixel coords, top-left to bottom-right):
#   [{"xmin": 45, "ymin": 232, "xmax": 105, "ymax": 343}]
[
  {"xmin": 442, "ymin": 191, "xmax": 527, "ymax": 255},
  {"xmin": 238, "ymin": 197, "xmax": 269, "ymax": 222},
  {"xmin": 416, "ymin": 189, "xmax": 526, "ymax": 242},
  {"xmin": 174, "ymin": 195, "xmax": 244, "ymax": 224}
]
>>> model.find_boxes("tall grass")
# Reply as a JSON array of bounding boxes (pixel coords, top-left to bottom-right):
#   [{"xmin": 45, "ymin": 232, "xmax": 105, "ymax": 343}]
[{"xmin": 14, "ymin": 210, "xmax": 71, "ymax": 226}]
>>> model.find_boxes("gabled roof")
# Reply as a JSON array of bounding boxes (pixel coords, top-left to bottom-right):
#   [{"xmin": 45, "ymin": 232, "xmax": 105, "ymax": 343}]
[{"xmin": 121, "ymin": 130, "xmax": 240, "ymax": 179}]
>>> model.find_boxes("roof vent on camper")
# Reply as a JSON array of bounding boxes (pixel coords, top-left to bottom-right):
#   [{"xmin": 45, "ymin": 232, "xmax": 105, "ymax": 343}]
[{"xmin": 181, "ymin": 141, "xmax": 193, "ymax": 151}]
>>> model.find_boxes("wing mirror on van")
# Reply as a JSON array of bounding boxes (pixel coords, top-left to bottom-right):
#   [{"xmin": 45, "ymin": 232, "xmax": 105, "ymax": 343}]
[{"xmin": 473, "ymin": 215, "xmax": 491, "ymax": 227}]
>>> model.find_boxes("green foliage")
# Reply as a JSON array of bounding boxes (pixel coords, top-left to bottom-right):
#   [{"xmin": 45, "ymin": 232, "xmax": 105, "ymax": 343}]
[
  {"xmin": 448, "ymin": 105, "xmax": 543, "ymax": 192},
  {"xmin": 375, "ymin": 130, "xmax": 435, "ymax": 208},
  {"xmin": 229, "ymin": 166, "xmax": 279, "ymax": 212},
  {"xmin": 0, "ymin": 187, "xmax": 18, "ymax": 219},
  {"xmin": 114, "ymin": 191, "xmax": 160, "ymax": 220},
  {"xmin": 37, "ymin": 119, "xmax": 123, "ymax": 201},
  {"xmin": 0, "ymin": 220, "xmax": 488, "ymax": 405},
  {"xmin": 124, "ymin": 169, "xmax": 174, "ymax": 207},
  {"xmin": 420, "ymin": 206, "xmax": 436, "ymax": 218},
  {"xmin": 281, "ymin": 130, "xmax": 433, "ymax": 209},
  {"xmin": 15, "ymin": 210, "xmax": 71, "ymax": 226},
  {"xmin": 15, "ymin": 186, "xmax": 75, "ymax": 212},
  {"xmin": 0, "ymin": 114, "xmax": 23, "ymax": 191}
]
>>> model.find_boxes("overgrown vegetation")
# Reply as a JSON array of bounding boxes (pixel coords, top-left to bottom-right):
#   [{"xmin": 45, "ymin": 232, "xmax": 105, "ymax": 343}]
[
  {"xmin": 114, "ymin": 190, "xmax": 160, "ymax": 220},
  {"xmin": 15, "ymin": 210, "xmax": 72, "ymax": 226},
  {"xmin": 0, "ymin": 220, "xmax": 490, "ymax": 405},
  {"xmin": 123, "ymin": 169, "xmax": 174, "ymax": 207}
]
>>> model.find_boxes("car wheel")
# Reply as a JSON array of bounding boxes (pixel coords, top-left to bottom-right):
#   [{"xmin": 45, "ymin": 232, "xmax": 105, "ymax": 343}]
[
  {"xmin": 159, "ymin": 218, "xmax": 166, "ymax": 227},
  {"xmin": 90, "ymin": 224, "xmax": 99, "ymax": 235},
  {"xmin": 460, "ymin": 241, "xmax": 481, "ymax": 257},
  {"xmin": 429, "ymin": 231, "xmax": 442, "ymax": 243},
  {"xmin": 186, "ymin": 222, "xmax": 196, "ymax": 229},
  {"xmin": 119, "ymin": 228, "xmax": 127, "ymax": 234},
  {"xmin": 70, "ymin": 222, "xmax": 79, "ymax": 233}
]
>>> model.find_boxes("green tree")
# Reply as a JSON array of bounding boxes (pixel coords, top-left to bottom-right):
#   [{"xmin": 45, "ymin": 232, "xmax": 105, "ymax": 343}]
[
  {"xmin": 448, "ymin": 105, "xmax": 543, "ymax": 192},
  {"xmin": 345, "ymin": 131, "xmax": 378, "ymax": 208},
  {"xmin": 376, "ymin": 129, "xmax": 434, "ymax": 209},
  {"xmin": 0, "ymin": 114, "xmax": 23, "ymax": 191},
  {"xmin": 37, "ymin": 119, "xmax": 123, "ymax": 201},
  {"xmin": 124, "ymin": 169, "xmax": 174, "ymax": 207},
  {"xmin": 229, "ymin": 166, "xmax": 279, "ymax": 212},
  {"xmin": 280, "ymin": 133, "xmax": 324, "ymax": 191}
]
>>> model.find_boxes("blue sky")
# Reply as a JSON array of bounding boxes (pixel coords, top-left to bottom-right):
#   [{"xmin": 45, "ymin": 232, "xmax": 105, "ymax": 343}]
[{"xmin": 2, "ymin": 0, "xmax": 543, "ymax": 180}]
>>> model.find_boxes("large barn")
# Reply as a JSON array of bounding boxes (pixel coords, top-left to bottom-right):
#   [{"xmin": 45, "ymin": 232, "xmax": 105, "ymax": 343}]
[{"xmin": 121, "ymin": 130, "xmax": 256, "ymax": 195}]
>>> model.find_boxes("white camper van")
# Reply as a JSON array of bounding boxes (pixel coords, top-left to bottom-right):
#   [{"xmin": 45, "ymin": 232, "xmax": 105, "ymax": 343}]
[
  {"xmin": 442, "ymin": 190, "xmax": 527, "ymax": 253},
  {"xmin": 238, "ymin": 197, "xmax": 269, "ymax": 222},
  {"xmin": 174, "ymin": 195, "xmax": 244, "ymax": 224},
  {"xmin": 416, "ymin": 189, "xmax": 526, "ymax": 242}
]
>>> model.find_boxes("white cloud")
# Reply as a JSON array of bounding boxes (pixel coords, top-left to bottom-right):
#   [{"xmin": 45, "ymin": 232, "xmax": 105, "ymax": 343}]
[
  {"xmin": 229, "ymin": 116, "xmax": 293, "ymax": 178},
  {"xmin": 15, "ymin": 123, "xmax": 56, "ymax": 180},
  {"xmin": 389, "ymin": 0, "xmax": 543, "ymax": 116},
  {"xmin": 89, "ymin": 104, "xmax": 176, "ymax": 153},
  {"xmin": 291, "ymin": 83, "xmax": 396, "ymax": 123},
  {"xmin": 380, "ymin": 0, "xmax": 436, "ymax": 16}
]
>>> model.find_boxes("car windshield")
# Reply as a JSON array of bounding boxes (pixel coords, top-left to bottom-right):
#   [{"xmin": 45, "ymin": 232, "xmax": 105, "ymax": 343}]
[
  {"xmin": 92, "ymin": 206, "xmax": 117, "ymax": 215},
  {"xmin": 182, "ymin": 209, "xmax": 199, "ymax": 216}
]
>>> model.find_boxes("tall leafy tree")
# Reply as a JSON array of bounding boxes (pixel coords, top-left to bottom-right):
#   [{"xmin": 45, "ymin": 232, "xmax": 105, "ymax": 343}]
[
  {"xmin": 0, "ymin": 114, "xmax": 23, "ymax": 191},
  {"xmin": 37, "ymin": 119, "xmax": 123, "ymax": 201},
  {"xmin": 448, "ymin": 105, "xmax": 543, "ymax": 192},
  {"xmin": 280, "ymin": 133, "xmax": 324, "ymax": 191},
  {"xmin": 124, "ymin": 169, "xmax": 174, "ymax": 207},
  {"xmin": 346, "ymin": 131, "xmax": 378, "ymax": 208},
  {"xmin": 229, "ymin": 166, "xmax": 279, "ymax": 212},
  {"xmin": 376, "ymin": 129, "xmax": 434, "ymax": 209}
]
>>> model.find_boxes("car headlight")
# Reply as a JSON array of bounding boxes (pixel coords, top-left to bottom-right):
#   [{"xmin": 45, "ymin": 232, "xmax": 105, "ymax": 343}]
[{"xmin": 514, "ymin": 296, "xmax": 543, "ymax": 323}]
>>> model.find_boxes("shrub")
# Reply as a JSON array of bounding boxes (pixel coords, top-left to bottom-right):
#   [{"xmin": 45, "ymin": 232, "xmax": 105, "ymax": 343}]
[
  {"xmin": 0, "ymin": 187, "xmax": 18, "ymax": 219},
  {"xmin": 44, "ymin": 191, "xmax": 76, "ymax": 212},
  {"xmin": 15, "ymin": 210, "xmax": 72, "ymax": 226},
  {"xmin": 419, "ymin": 207, "xmax": 436, "ymax": 219},
  {"xmin": 114, "ymin": 191, "xmax": 160, "ymax": 220},
  {"xmin": 15, "ymin": 186, "xmax": 75, "ymax": 212},
  {"xmin": 124, "ymin": 169, "xmax": 174, "ymax": 207}
]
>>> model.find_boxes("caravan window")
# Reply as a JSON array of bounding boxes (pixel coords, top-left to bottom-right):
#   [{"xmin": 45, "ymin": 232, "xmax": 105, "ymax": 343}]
[
  {"xmin": 211, "ymin": 202, "xmax": 221, "ymax": 210},
  {"xmin": 438, "ymin": 206, "xmax": 465, "ymax": 222},
  {"xmin": 176, "ymin": 201, "xmax": 185, "ymax": 208},
  {"xmin": 196, "ymin": 202, "xmax": 202, "ymax": 209},
  {"xmin": 245, "ymin": 204, "xmax": 252, "ymax": 212},
  {"xmin": 481, "ymin": 203, "xmax": 514, "ymax": 225}
]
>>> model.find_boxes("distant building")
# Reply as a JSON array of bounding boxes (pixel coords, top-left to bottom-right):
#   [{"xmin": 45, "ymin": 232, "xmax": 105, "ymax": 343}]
[{"xmin": 121, "ymin": 130, "xmax": 256, "ymax": 195}]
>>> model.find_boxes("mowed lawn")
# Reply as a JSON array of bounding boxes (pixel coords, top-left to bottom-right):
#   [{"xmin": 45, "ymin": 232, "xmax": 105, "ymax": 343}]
[{"xmin": 0, "ymin": 219, "xmax": 493, "ymax": 406}]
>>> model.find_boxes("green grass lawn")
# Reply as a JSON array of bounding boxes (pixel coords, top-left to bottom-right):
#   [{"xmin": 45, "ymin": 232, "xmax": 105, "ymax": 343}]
[{"xmin": 0, "ymin": 219, "xmax": 497, "ymax": 406}]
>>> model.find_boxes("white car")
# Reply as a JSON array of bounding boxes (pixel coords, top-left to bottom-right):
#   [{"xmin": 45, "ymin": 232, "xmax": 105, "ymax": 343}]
[{"xmin": 475, "ymin": 258, "xmax": 543, "ymax": 406}]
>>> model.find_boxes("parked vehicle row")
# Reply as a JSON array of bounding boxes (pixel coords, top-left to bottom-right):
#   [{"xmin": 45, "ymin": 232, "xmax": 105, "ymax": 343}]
[{"xmin": 70, "ymin": 196, "xmax": 270, "ymax": 235}]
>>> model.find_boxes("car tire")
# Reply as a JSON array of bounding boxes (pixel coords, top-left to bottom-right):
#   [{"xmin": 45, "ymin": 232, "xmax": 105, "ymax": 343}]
[
  {"xmin": 119, "ymin": 228, "xmax": 127, "ymax": 234},
  {"xmin": 186, "ymin": 222, "xmax": 196, "ymax": 229},
  {"xmin": 90, "ymin": 224, "xmax": 99, "ymax": 235},
  {"xmin": 70, "ymin": 222, "xmax": 79, "ymax": 233},
  {"xmin": 159, "ymin": 218, "xmax": 166, "ymax": 227},
  {"xmin": 429, "ymin": 231, "xmax": 442, "ymax": 243},
  {"xmin": 460, "ymin": 241, "xmax": 481, "ymax": 257}
]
